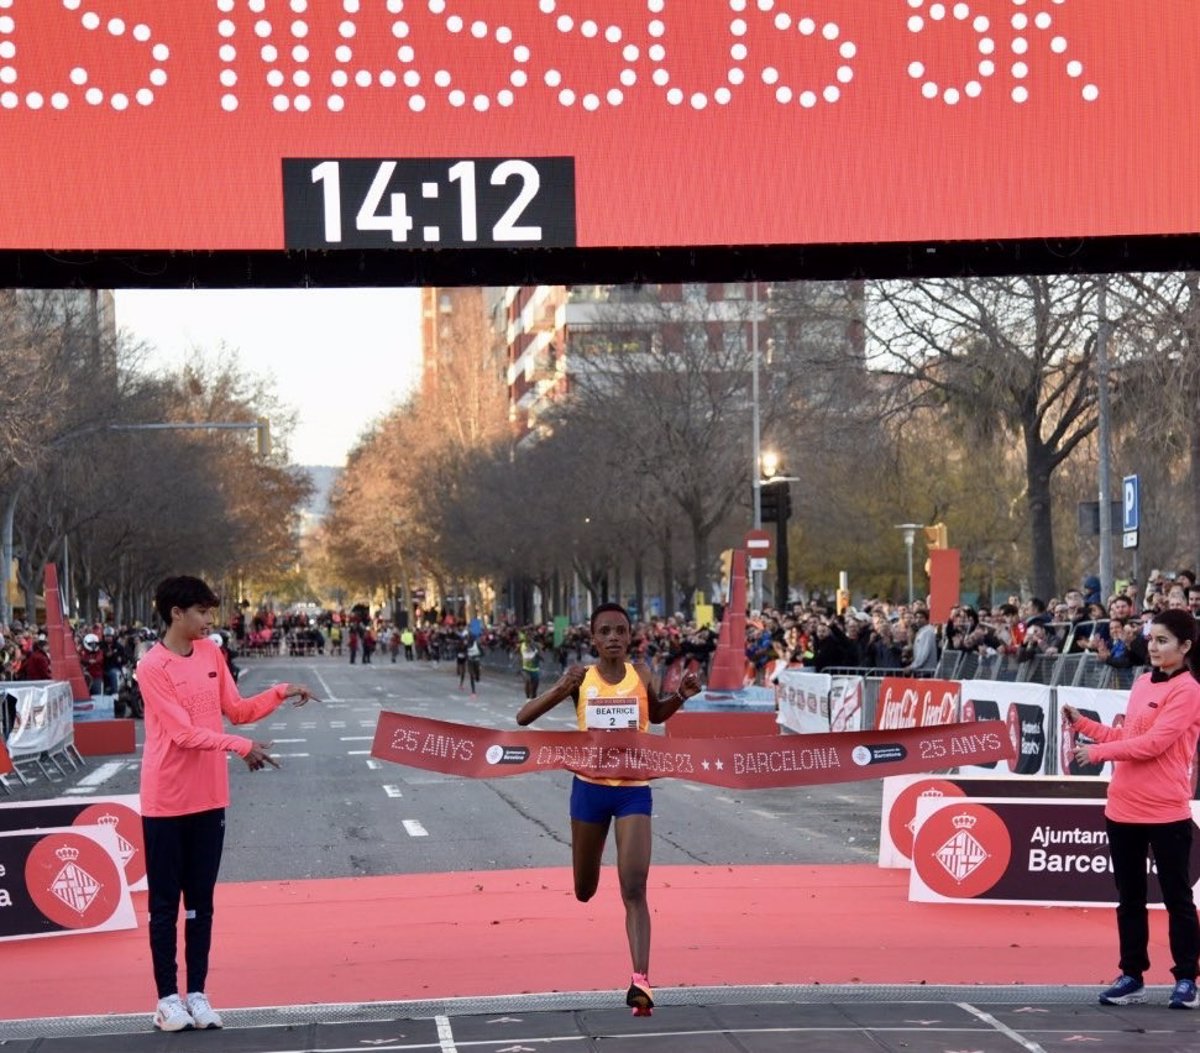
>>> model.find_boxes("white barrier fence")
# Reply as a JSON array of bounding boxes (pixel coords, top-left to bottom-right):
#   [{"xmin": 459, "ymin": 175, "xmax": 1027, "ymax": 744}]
[{"xmin": 777, "ymin": 672, "xmax": 1143, "ymax": 781}]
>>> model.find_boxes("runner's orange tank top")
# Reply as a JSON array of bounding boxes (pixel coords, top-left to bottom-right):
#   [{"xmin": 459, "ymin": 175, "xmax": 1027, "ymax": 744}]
[{"xmin": 575, "ymin": 662, "xmax": 649, "ymax": 787}]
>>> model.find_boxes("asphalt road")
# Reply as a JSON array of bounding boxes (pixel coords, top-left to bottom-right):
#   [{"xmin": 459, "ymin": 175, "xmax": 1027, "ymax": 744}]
[{"xmin": 16, "ymin": 654, "xmax": 885, "ymax": 880}]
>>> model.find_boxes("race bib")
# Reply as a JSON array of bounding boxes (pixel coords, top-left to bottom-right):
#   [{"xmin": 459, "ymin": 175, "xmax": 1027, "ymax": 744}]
[{"xmin": 584, "ymin": 698, "xmax": 639, "ymax": 730}]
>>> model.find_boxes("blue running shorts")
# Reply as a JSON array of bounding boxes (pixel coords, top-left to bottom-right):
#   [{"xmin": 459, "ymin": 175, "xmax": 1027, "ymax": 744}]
[{"xmin": 570, "ymin": 776, "xmax": 652, "ymax": 824}]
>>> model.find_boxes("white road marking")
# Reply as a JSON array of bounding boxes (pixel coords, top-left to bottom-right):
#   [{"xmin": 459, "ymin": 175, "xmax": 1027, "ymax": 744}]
[
  {"xmin": 403, "ymin": 819, "xmax": 428, "ymax": 837},
  {"xmin": 383, "ymin": 785, "xmax": 403, "ymax": 798},
  {"xmin": 299, "ymin": 722, "xmax": 318, "ymax": 730},
  {"xmin": 269, "ymin": 723, "xmax": 289, "ymax": 730},
  {"xmin": 358, "ymin": 720, "xmax": 376, "ymax": 727},
  {"xmin": 365, "ymin": 759, "xmax": 381, "ymax": 770},
  {"xmin": 328, "ymin": 721, "xmax": 347, "ymax": 729},
  {"xmin": 347, "ymin": 750, "xmax": 371, "ymax": 756},
  {"xmin": 272, "ymin": 738, "xmax": 307, "ymax": 744},
  {"xmin": 958, "ymin": 1003, "xmax": 1048, "ymax": 1053},
  {"xmin": 274, "ymin": 753, "xmax": 310, "ymax": 758},
  {"xmin": 340, "ymin": 736, "xmax": 373, "ymax": 741},
  {"xmin": 309, "ymin": 666, "xmax": 338, "ymax": 703},
  {"xmin": 434, "ymin": 1014, "xmax": 457, "ymax": 1052},
  {"xmin": 72, "ymin": 761, "xmax": 125, "ymax": 788}
]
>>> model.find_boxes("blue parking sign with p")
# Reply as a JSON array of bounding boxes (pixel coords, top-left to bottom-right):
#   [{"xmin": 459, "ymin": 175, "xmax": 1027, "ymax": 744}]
[{"xmin": 1123, "ymin": 475, "xmax": 1140, "ymax": 532}]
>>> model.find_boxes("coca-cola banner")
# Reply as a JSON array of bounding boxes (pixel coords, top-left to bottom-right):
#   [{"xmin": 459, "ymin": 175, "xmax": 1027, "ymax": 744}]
[
  {"xmin": 0, "ymin": 824, "xmax": 136, "ymax": 942},
  {"xmin": 371, "ymin": 712, "xmax": 1013, "ymax": 790},
  {"xmin": 957, "ymin": 680, "xmax": 1053, "ymax": 777},
  {"xmin": 877, "ymin": 773, "xmax": 1107, "ymax": 869},
  {"xmin": 909, "ymin": 796, "xmax": 1200, "ymax": 906},
  {"xmin": 874, "ymin": 678, "xmax": 960, "ymax": 730},
  {"xmin": 0, "ymin": 2, "xmax": 1194, "ymax": 251}
]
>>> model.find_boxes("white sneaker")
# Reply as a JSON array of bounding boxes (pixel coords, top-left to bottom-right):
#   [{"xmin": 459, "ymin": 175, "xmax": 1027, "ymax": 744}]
[
  {"xmin": 152, "ymin": 994, "xmax": 195, "ymax": 1032},
  {"xmin": 186, "ymin": 991, "xmax": 224, "ymax": 1030}
]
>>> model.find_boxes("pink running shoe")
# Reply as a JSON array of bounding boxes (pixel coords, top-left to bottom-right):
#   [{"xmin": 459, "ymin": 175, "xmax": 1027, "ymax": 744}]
[{"xmin": 626, "ymin": 973, "xmax": 654, "ymax": 1016}]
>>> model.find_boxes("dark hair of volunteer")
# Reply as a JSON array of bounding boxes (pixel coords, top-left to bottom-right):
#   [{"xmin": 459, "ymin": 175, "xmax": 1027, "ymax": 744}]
[
  {"xmin": 1062, "ymin": 607, "xmax": 1200, "ymax": 1010},
  {"xmin": 139, "ymin": 576, "xmax": 316, "ymax": 1032},
  {"xmin": 515, "ymin": 602, "xmax": 702, "ymax": 1016}
]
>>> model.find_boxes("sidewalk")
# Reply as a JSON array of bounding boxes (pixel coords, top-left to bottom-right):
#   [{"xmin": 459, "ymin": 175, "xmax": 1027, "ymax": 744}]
[{"xmin": 2, "ymin": 863, "xmax": 1137, "ymax": 1021}]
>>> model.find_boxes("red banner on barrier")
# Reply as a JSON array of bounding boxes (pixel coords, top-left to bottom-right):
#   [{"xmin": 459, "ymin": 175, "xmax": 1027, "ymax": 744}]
[
  {"xmin": 371, "ymin": 712, "xmax": 1013, "ymax": 790},
  {"xmin": 875, "ymin": 678, "xmax": 961, "ymax": 730}
]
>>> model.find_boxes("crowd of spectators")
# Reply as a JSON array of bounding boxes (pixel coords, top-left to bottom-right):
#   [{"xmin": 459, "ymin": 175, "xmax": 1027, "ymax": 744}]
[
  {"xmin": 734, "ymin": 569, "xmax": 1200, "ymax": 682},
  {"xmin": 6, "ymin": 566, "xmax": 1194, "ymax": 705}
]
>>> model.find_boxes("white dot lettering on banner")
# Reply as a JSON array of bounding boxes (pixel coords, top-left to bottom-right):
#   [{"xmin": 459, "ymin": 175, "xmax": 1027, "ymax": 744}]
[
  {"xmin": 6, "ymin": 0, "xmax": 1100, "ymax": 116},
  {"xmin": 536, "ymin": 2, "xmax": 636, "ymax": 110},
  {"xmin": 648, "ymin": 0, "xmax": 748, "ymax": 110},
  {"xmin": 905, "ymin": 0, "xmax": 1099, "ymax": 105}
]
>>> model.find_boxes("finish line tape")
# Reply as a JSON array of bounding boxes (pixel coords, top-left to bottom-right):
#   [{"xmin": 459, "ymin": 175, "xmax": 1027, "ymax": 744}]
[{"xmin": 371, "ymin": 712, "xmax": 1014, "ymax": 791}]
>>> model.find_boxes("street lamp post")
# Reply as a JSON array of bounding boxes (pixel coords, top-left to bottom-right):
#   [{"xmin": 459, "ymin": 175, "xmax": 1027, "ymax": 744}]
[
  {"xmin": 750, "ymin": 281, "xmax": 763, "ymax": 611},
  {"xmin": 895, "ymin": 523, "xmax": 923, "ymax": 605},
  {"xmin": 759, "ymin": 450, "xmax": 797, "ymax": 611}
]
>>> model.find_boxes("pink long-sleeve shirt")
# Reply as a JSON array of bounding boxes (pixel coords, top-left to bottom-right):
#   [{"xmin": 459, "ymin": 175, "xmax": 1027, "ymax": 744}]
[
  {"xmin": 1075, "ymin": 668, "xmax": 1200, "ymax": 824},
  {"xmin": 138, "ymin": 638, "xmax": 289, "ymax": 818}
]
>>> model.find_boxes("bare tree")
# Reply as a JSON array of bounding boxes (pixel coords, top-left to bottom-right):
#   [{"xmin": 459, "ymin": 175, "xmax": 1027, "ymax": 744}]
[{"xmin": 867, "ymin": 276, "xmax": 1105, "ymax": 600}]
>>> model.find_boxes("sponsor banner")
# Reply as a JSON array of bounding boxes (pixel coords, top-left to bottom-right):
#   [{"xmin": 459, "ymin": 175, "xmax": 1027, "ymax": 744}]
[
  {"xmin": 909, "ymin": 797, "xmax": 1200, "ymax": 906},
  {"xmin": 5, "ymin": 681, "xmax": 75, "ymax": 759},
  {"xmin": 830, "ymin": 676, "xmax": 863, "ymax": 734},
  {"xmin": 775, "ymin": 670, "xmax": 831, "ymax": 735},
  {"xmin": 776, "ymin": 671, "xmax": 863, "ymax": 734},
  {"xmin": 0, "ymin": 795, "xmax": 146, "ymax": 891},
  {"xmin": 874, "ymin": 678, "xmax": 960, "ymax": 731},
  {"xmin": 371, "ymin": 712, "xmax": 1013, "ymax": 789},
  {"xmin": 1056, "ymin": 685, "xmax": 1129, "ymax": 779},
  {"xmin": 878, "ymin": 773, "xmax": 1108, "ymax": 869},
  {"xmin": 958, "ymin": 680, "xmax": 1052, "ymax": 777},
  {"xmin": 0, "ymin": 2, "xmax": 1195, "ymax": 251},
  {"xmin": 0, "ymin": 824, "xmax": 136, "ymax": 941}
]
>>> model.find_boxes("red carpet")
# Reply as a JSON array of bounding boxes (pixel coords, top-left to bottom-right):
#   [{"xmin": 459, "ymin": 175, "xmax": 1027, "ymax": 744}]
[{"xmin": 1, "ymin": 864, "xmax": 1134, "ymax": 1019}]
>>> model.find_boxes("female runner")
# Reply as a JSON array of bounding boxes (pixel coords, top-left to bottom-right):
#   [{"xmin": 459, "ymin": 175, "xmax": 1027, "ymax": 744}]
[{"xmin": 516, "ymin": 603, "xmax": 701, "ymax": 1015}]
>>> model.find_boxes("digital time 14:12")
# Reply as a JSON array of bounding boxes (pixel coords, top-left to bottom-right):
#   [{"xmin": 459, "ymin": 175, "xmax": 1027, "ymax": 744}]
[{"xmin": 310, "ymin": 158, "xmax": 545, "ymax": 245}]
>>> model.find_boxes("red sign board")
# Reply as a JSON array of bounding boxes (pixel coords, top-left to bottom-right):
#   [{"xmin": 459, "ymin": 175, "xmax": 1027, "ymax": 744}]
[
  {"xmin": 744, "ymin": 529, "xmax": 772, "ymax": 554},
  {"xmin": 0, "ymin": 1, "xmax": 1195, "ymax": 252},
  {"xmin": 875, "ymin": 678, "xmax": 961, "ymax": 731}
]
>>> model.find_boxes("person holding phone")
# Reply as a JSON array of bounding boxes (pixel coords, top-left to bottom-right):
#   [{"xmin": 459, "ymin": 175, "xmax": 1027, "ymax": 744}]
[{"xmin": 1062, "ymin": 609, "xmax": 1200, "ymax": 1010}]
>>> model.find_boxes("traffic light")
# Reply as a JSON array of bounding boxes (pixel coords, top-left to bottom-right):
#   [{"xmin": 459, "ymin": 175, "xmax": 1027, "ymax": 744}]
[
  {"xmin": 760, "ymin": 483, "xmax": 778, "ymax": 523},
  {"xmin": 256, "ymin": 416, "xmax": 271, "ymax": 457},
  {"xmin": 923, "ymin": 522, "xmax": 948, "ymax": 550},
  {"xmin": 760, "ymin": 480, "xmax": 791, "ymax": 523}
]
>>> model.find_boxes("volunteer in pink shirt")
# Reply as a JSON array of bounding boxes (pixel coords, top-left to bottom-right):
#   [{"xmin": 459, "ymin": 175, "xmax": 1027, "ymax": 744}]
[
  {"xmin": 139, "ymin": 576, "xmax": 315, "ymax": 1033},
  {"xmin": 1063, "ymin": 608, "xmax": 1200, "ymax": 1011}
]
